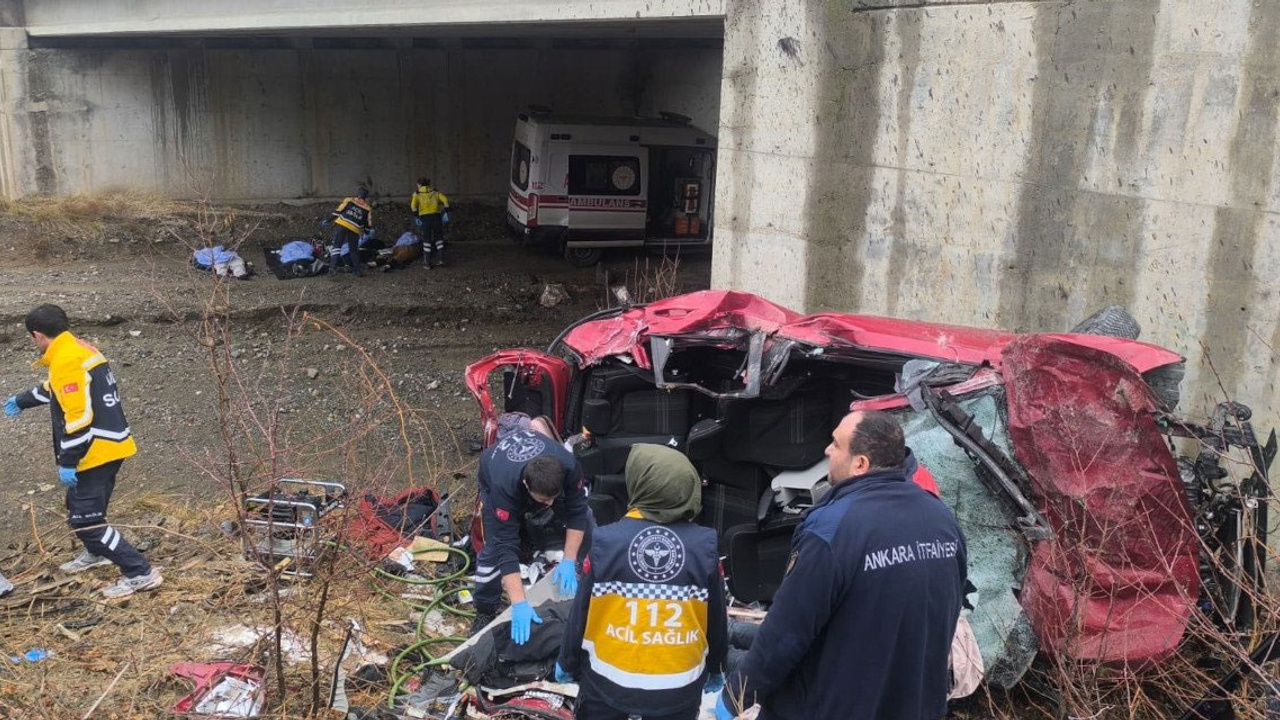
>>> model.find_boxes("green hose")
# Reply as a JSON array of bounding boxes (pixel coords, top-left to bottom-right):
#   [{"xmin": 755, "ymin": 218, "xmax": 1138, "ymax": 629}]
[
  {"xmin": 373, "ymin": 544, "xmax": 476, "ymax": 707},
  {"xmin": 387, "ymin": 634, "xmax": 468, "ymax": 704}
]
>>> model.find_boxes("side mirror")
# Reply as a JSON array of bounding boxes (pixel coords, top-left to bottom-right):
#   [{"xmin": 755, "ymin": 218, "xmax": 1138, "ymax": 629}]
[{"xmin": 686, "ymin": 418, "xmax": 725, "ymax": 461}]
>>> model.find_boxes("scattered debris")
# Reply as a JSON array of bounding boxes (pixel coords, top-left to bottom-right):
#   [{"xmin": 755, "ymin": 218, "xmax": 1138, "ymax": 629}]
[
  {"xmin": 539, "ymin": 283, "xmax": 570, "ymax": 308},
  {"xmin": 387, "ymin": 547, "xmax": 417, "ymax": 574},
  {"xmin": 128, "ymin": 330, "xmax": 142, "ymax": 337},
  {"xmin": 426, "ymin": 380, "xmax": 441, "ymax": 391},
  {"xmin": 171, "ymin": 662, "xmax": 265, "ymax": 718},
  {"xmin": 206, "ymin": 625, "xmax": 310, "ymax": 665},
  {"xmin": 10, "ymin": 648, "xmax": 49, "ymax": 663},
  {"xmin": 306, "ymin": 367, "xmax": 320, "ymax": 380}
]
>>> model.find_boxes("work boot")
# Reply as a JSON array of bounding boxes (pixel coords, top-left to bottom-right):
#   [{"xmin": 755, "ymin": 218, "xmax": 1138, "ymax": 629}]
[
  {"xmin": 60, "ymin": 551, "xmax": 112, "ymax": 574},
  {"xmin": 101, "ymin": 568, "xmax": 163, "ymax": 599},
  {"xmin": 469, "ymin": 608, "xmax": 498, "ymax": 637}
]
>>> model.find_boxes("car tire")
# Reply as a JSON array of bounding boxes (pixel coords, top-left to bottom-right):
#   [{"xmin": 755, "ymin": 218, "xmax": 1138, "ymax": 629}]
[
  {"xmin": 1070, "ymin": 305, "xmax": 1142, "ymax": 340},
  {"xmin": 565, "ymin": 247, "xmax": 603, "ymax": 267}
]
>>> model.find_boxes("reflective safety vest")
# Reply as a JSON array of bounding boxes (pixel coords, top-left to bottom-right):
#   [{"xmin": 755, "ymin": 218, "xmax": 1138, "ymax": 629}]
[
  {"xmin": 332, "ymin": 197, "xmax": 373, "ymax": 234},
  {"xmin": 411, "ymin": 185, "xmax": 449, "ymax": 216},
  {"xmin": 15, "ymin": 332, "xmax": 137, "ymax": 471},
  {"xmin": 561, "ymin": 510, "xmax": 727, "ymax": 715}
]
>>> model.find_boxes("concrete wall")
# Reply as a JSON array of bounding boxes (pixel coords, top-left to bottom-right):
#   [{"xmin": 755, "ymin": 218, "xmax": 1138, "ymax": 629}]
[
  {"xmin": 8, "ymin": 42, "xmax": 721, "ymax": 199},
  {"xmin": 713, "ymin": 0, "xmax": 1280, "ymax": 438}
]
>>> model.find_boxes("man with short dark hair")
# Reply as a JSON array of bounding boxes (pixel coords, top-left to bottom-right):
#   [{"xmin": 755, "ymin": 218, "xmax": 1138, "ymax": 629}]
[
  {"xmin": 4, "ymin": 304, "xmax": 163, "ymax": 599},
  {"xmin": 718, "ymin": 410, "xmax": 967, "ymax": 720},
  {"xmin": 472, "ymin": 428, "xmax": 594, "ymax": 644}
]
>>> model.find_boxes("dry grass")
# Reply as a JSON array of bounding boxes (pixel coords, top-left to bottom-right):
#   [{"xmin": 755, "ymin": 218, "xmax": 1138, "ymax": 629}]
[
  {"xmin": 0, "ymin": 192, "xmax": 195, "ymax": 240},
  {"xmin": 0, "ymin": 492, "xmax": 468, "ymax": 719}
]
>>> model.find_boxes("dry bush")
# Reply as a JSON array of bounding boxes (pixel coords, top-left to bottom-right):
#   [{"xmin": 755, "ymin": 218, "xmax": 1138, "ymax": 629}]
[{"xmin": 610, "ymin": 252, "xmax": 683, "ymax": 307}]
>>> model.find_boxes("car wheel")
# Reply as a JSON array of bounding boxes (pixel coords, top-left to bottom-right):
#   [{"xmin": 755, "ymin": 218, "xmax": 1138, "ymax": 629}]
[
  {"xmin": 1070, "ymin": 305, "xmax": 1142, "ymax": 339},
  {"xmin": 565, "ymin": 247, "xmax": 603, "ymax": 267}
]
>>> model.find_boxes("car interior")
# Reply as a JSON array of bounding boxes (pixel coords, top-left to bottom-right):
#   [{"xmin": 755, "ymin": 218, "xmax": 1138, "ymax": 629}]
[{"xmin": 498, "ymin": 346, "xmax": 913, "ymax": 603}]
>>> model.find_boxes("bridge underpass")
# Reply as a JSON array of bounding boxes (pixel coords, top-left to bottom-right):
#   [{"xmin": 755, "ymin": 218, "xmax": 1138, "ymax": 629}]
[{"xmin": 1, "ymin": 0, "xmax": 726, "ymax": 200}]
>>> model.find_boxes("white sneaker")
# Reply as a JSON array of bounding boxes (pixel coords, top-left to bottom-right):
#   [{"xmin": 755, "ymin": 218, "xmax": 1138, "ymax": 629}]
[
  {"xmin": 101, "ymin": 569, "xmax": 163, "ymax": 599},
  {"xmin": 59, "ymin": 551, "xmax": 112, "ymax": 574}
]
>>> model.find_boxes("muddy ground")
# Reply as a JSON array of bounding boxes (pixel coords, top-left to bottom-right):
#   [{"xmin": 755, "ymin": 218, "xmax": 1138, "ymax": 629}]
[{"xmin": 0, "ymin": 199, "xmax": 711, "ymax": 549}]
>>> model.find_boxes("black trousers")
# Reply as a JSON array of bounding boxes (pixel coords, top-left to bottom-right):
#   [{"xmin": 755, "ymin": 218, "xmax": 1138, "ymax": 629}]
[
  {"xmin": 419, "ymin": 214, "xmax": 445, "ymax": 262},
  {"xmin": 575, "ymin": 692, "xmax": 697, "ymax": 720},
  {"xmin": 329, "ymin": 225, "xmax": 362, "ymax": 276},
  {"xmin": 66, "ymin": 460, "xmax": 151, "ymax": 578}
]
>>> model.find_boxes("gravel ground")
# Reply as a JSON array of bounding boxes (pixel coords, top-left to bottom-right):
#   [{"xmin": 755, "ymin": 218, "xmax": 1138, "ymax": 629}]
[{"xmin": 0, "ymin": 200, "xmax": 711, "ymax": 548}]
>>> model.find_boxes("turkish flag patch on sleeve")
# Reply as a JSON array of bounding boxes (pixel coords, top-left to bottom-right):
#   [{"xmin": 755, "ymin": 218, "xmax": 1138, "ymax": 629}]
[
  {"xmin": 62, "ymin": 383, "xmax": 79, "ymax": 394},
  {"xmin": 495, "ymin": 508, "xmax": 511, "ymax": 522}
]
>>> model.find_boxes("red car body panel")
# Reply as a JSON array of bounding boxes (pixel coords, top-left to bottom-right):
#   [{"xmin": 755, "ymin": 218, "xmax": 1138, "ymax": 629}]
[
  {"xmin": 465, "ymin": 349, "xmax": 572, "ymax": 446},
  {"xmin": 560, "ymin": 290, "xmax": 1181, "ymax": 373},
  {"xmin": 1003, "ymin": 337, "xmax": 1200, "ymax": 665}
]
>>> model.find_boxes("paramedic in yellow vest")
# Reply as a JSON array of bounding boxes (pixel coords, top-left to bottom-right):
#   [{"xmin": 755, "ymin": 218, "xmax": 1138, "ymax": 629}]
[
  {"xmin": 410, "ymin": 178, "xmax": 450, "ymax": 267},
  {"xmin": 4, "ymin": 304, "xmax": 163, "ymax": 599},
  {"xmin": 556, "ymin": 444, "xmax": 727, "ymax": 720},
  {"xmin": 329, "ymin": 186, "xmax": 373, "ymax": 277}
]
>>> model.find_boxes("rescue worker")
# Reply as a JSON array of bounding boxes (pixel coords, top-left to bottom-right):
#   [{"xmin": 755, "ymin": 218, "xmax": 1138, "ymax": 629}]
[
  {"xmin": 718, "ymin": 410, "xmax": 966, "ymax": 720},
  {"xmin": 410, "ymin": 178, "xmax": 449, "ymax": 267},
  {"xmin": 3, "ymin": 304, "xmax": 163, "ymax": 599},
  {"xmin": 328, "ymin": 186, "xmax": 373, "ymax": 277},
  {"xmin": 472, "ymin": 428, "xmax": 593, "ymax": 644},
  {"xmin": 556, "ymin": 444, "xmax": 727, "ymax": 720}
]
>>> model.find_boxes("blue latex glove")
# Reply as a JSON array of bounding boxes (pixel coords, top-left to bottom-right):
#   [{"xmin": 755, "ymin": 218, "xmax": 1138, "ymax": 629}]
[
  {"xmin": 3, "ymin": 397, "xmax": 19, "ymax": 416},
  {"xmin": 715, "ymin": 694, "xmax": 736, "ymax": 720},
  {"xmin": 554, "ymin": 661, "xmax": 575, "ymax": 684},
  {"xmin": 551, "ymin": 559, "xmax": 579, "ymax": 597},
  {"xmin": 442, "ymin": 211, "xmax": 450, "ymax": 225},
  {"xmin": 58, "ymin": 467, "xmax": 77, "ymax": 488},
  {"xmin": 705, "ymin": 671, "xmax": 725, "ymax": 694},
  {"xmin": 510, "ymin": 600, "xmax": 542, "ymax": 645}
]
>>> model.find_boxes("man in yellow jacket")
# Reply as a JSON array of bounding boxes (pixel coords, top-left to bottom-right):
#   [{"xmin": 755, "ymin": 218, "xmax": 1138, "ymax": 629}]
[
  {"xmin": 410, "ymin": 178, "xmax": 450, "ymax": 267},
  {"xmin": 4, "ymin": 305, "xmax": 162, "ymax": 599}
]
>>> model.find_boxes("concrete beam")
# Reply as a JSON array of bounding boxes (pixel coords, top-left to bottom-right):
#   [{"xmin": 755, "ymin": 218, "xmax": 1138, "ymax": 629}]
[{"xmin": 23, "ymin": 0, "xmax": 726, "ymax": 37}]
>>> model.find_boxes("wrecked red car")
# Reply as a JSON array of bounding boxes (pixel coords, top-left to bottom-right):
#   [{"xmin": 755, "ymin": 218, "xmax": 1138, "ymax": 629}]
[{"xmin": 466, "ymin": 290, "xmax": 1272, "ymax": 688}]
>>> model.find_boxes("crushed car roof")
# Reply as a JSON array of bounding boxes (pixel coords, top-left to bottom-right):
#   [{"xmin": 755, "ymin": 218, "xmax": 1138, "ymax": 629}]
[{"xmin": 559, "ymin": 290, "xmax": 1182, "ymax": 372}]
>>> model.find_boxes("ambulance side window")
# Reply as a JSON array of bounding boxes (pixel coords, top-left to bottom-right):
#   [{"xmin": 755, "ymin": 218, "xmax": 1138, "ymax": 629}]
[{"xmin": 568, "ymin": 155, "xmax": 641, "ymax": 196}]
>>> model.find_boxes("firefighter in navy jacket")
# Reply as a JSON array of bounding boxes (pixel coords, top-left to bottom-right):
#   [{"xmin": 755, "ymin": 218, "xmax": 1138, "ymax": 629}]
[
  {"xmin": 719, "ymin": 410, "xmax": 966, "ymax": 720},
  {"xmin": 558, "ymin": 444, "xmax": 727, "ymax": 720},
  {"xmin": 472, "ymin": 428, "xmax": 593, "ymax": 643},
  {"xmin": 4, "ymin": 305, "xmax": 162, "ymax": 599}
]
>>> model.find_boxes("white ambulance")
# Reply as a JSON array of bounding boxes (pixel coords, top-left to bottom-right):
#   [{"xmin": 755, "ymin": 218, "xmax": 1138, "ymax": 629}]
[{"xmin": 506, "ymin": 109, "xmax": 717, "ymax": 266}]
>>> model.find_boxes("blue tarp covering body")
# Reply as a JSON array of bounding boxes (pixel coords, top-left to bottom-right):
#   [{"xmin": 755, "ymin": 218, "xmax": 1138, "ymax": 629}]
[
  {"xmin": 193, "ymin": 245, "xmax": 239, "ymax": 268},
  {"xmin": 278, "ymin": 240, "xmax": 315, "ymax": 264}
]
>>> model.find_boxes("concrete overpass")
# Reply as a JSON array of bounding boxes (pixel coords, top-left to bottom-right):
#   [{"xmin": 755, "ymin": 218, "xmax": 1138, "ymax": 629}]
[
  {"xmin": 20, "ymin": 0, "xmax": 725, "ymax": 38},
  {"xmin": 2, "ymin": 0, "xmax": 1280, "ymax": 473}
]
